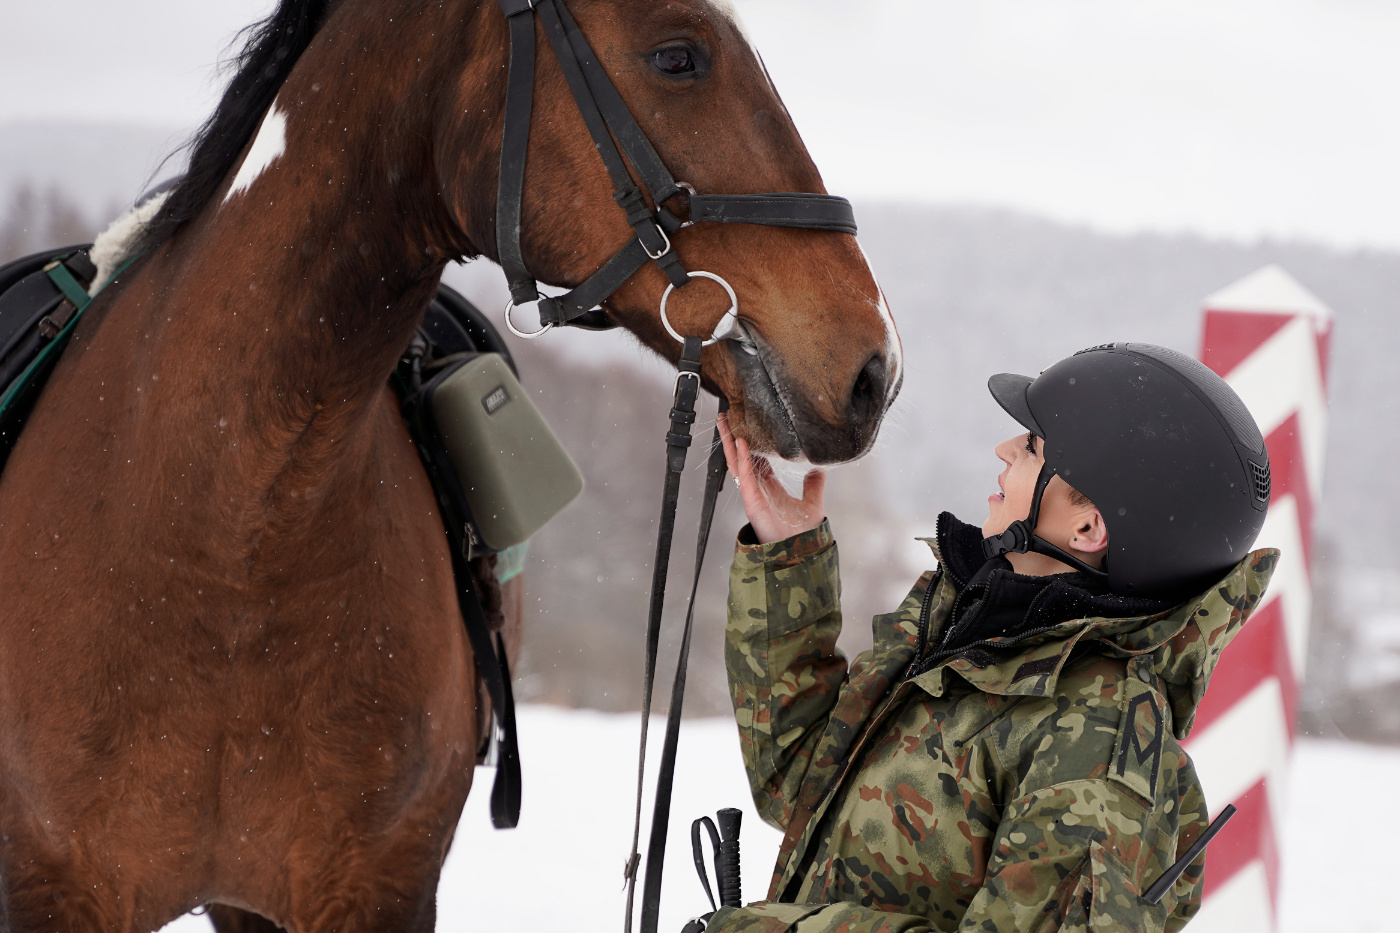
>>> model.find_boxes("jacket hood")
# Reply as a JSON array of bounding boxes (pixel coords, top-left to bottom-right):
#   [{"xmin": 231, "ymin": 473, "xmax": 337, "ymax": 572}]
[{"xmin": 916, "ymin": 526, "xmax": 1279, "ymax": 741}]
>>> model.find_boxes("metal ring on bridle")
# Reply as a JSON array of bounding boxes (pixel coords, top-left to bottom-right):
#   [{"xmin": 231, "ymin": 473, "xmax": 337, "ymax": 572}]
[
  {"xmin": 504, "ymin": 297, "xmax": 554, "ymax": 340},
  {"xmin": 659, "ymin": 271, "xmax": 738, "ymax": 347}
]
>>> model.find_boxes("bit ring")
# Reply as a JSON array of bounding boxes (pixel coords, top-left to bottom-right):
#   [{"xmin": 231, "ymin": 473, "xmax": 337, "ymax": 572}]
[{"xmin": 659, "ymin": 271, "xmax": 739, "ymax": 347}]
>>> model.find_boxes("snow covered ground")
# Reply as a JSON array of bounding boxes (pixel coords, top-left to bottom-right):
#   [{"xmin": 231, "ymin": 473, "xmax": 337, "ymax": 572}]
[{"xmin": 156, "ymin": 705, "xmax": 1400, "ymax": 933}]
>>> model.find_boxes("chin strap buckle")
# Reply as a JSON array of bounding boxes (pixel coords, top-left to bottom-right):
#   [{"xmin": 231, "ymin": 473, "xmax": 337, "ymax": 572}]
[{"xmin": 982, "ymin": 520, "xmax": 1032, "ymax": 560}]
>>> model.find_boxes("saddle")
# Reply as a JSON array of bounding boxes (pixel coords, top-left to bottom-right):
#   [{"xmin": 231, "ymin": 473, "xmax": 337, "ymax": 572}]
[{"xmin": 0, "ymin": 244, "xmax": 560, "ymax": 828}]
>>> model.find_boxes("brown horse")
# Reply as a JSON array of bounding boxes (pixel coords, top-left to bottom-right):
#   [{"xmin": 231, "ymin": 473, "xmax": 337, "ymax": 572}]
[{"xmin": 0, "ymin": 0, "xmax": 899, "ymax": 930}]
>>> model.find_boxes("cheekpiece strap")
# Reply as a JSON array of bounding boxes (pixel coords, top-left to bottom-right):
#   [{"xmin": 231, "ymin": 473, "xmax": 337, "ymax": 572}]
[{"xmin": 495, "ymin": 0, "xmax": 540, "ymax": 305}]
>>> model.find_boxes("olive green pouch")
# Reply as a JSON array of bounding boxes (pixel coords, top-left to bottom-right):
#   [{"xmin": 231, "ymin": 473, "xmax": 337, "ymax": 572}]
[{"xmin": 419, "ymin": 352, "xmax": 583, "ymax": 554}]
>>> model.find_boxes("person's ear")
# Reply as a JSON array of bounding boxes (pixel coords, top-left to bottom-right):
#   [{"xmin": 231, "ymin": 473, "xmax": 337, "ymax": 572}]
[{"xmin": 1070, "ymin": 508, "xmax": 1108, "ymax": 554}]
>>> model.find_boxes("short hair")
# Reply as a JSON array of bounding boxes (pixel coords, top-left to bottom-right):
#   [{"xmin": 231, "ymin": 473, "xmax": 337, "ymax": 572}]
[{"xmin": 1066, "ymin": 484, "xmax": 1095, "ymax": 510}]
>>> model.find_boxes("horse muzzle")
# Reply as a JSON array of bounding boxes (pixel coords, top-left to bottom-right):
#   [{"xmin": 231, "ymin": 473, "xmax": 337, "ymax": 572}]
[{"xmin": 723, "ymin": 321, "xmax": 894, "ymax": 465}]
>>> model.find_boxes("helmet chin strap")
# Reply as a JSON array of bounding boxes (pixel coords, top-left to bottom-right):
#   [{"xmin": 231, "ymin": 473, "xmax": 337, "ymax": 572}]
[{"xmin": 982, "ymin": 461, "xmax": 1110, "ymax": 584}]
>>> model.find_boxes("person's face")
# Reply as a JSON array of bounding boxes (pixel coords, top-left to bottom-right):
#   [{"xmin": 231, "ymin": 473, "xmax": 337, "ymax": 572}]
[
  {"xmin": 983, "ymin": 431, "xmax": 1042, "ymax": 538},
  {"xmin": 983, "ymin": 431, "xmax": 1109, "ymax": 570}
]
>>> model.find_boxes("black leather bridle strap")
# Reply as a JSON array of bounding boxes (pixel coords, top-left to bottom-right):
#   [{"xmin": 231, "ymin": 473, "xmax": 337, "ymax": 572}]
[
  {"xmin": 496, "ymin": 0, "xmax": 540, "ymax": 305},
  {"xmin": 689, "ymin": 192, "xmax": 857, "ymax": 234},
  {"xmin": 535, "ymin": 0, "xmax": 687, "ymax": 281},
  {"xmin": 551, "ymin": 0, "xmax": 693, "ymax": 289},
  {"xmin": 622, "ymin": 337, "xmax": 706, "ymax": 933},
  {"xmin": 552, "ymin": 0, "xmax": 683, "ymax": 208},
  {"xmin": 538, "ymin": 213, "xmax": 683, "ymax": 327},
  {"xmin": 638, "ymin": 421, "xmax": 728, "ymax": 933},
  {"xmin": 534, "ymin": 2, "xmax": 649, "ymax": 206}
]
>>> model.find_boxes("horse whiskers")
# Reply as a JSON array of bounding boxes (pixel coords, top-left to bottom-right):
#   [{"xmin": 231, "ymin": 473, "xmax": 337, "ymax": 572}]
[{"xmin": 754, "ymin": 451, "xmax": 824, "ymax": 499}]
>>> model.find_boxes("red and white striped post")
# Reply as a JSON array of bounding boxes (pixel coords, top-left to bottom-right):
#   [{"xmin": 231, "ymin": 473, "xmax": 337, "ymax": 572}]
[{"xmin": 1183, "ymin": 265, "xmax": 1332, "ymax": 931}]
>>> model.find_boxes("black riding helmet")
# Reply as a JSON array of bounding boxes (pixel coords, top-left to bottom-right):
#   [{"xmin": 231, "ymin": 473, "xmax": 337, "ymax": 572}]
[{"xmin": 982, "ymin": 342, "xmax": 1271, "ymax": 599}]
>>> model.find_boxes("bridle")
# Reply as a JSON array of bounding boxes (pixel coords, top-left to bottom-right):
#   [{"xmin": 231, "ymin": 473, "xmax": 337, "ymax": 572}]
[
  {"xmin": 489, "ymin": 3, "xmax": 859, "ymax": 933},
  {"xmin": 494, "ymin": 0, "xmax": 856, "ymax": 339}
]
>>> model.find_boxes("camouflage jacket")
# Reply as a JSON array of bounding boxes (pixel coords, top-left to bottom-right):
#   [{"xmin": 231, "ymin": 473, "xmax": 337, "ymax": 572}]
[{"xmin": 715, "ymin": 518, "xmax": 1277, "ymax": 933}]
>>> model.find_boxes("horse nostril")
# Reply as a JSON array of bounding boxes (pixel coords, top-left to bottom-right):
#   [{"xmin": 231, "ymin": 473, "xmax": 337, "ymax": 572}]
[{"xmin": 850, "ymin": 355, "xmax": 883, "ymax": 417}]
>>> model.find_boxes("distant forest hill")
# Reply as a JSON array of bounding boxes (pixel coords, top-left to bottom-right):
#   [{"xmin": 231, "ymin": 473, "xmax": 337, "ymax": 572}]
[{"xmin": 3, "ymin": 123, "xmax": 1396, "ymax": 730}]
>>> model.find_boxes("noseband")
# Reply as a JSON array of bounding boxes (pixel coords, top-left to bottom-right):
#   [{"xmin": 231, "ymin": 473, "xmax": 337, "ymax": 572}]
[{"xmin": 494, "ymin": 0, "xmax": 856, "ymax": 338}]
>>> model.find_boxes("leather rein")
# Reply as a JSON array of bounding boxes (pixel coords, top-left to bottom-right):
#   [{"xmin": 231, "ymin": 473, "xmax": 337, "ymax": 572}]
[{"xmin": 490, "ymin": 3, "xmax": 857, "ymax": 932}]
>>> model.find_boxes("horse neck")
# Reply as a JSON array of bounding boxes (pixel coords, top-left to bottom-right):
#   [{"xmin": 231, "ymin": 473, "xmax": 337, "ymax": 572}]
[{"xmin": 100, "ymin": 10, "xmax": 493, "ymax": 532}]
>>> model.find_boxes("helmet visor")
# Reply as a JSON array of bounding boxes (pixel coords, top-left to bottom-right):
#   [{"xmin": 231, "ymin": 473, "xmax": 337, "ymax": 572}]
[{"xmin": 987, "ymin": 373, "xmax": 1043, "ymax": 437}]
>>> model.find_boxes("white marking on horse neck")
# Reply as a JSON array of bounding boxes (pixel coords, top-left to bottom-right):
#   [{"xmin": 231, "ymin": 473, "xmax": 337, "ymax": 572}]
[
  {"xmin": 856, "ymin": 240, "xmax": 903, "ymax": 403},
  {"xmin": 223, "ymin": 104, "xmax": 288, "ymax": 204}
]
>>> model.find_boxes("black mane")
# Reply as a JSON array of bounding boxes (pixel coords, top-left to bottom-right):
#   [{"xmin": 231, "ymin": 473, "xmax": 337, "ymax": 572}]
[{"xmin": 137, "ymin": 0, "xmax": 335, "ymax": 251}]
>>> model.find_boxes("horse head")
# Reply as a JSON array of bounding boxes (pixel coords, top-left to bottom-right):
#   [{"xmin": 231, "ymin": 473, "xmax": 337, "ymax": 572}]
[
  {"xmin": 438, "ymin": 0, "xmax": 902, "ymax": 464},
  {"xmin": 135, "ymin": 0, "xmax": 897, "ymax": 463}
]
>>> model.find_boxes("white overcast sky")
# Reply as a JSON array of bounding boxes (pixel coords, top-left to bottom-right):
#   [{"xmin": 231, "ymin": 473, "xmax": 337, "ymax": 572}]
[{"xmin": 2, "ymin": 0, "xmax": 1396, "ymax": 249}]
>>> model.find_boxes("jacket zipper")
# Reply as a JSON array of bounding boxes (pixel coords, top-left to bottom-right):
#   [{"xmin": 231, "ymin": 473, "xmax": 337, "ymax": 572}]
[{"xmin": 913, "ymin": 567, "xmax": 942, "ymax": 656}]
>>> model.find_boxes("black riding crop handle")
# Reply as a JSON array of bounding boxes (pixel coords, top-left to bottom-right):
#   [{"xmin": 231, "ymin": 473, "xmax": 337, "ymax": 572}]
[
  {"xmin": 688, "ymin": 808, "xmax": 743, "ymax": 916},
  {"xmin": 715, "ymin": 808, "xmax": 743, "ymax": 909}
]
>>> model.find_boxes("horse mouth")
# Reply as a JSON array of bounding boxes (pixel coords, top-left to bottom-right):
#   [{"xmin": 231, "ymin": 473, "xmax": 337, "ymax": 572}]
[
  {"xmin": 724, "ymin": 321, "xmax": 805, "ymax": 460},
  {"xmin": 722, "ymin": 319, "xmax": 894, "ymax": 465}
]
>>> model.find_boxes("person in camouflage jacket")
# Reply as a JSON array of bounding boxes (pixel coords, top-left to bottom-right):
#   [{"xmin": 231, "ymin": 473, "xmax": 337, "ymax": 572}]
[{"xmin": 711, "ymin": 381, "xmax": 1276, "ymax": 932}]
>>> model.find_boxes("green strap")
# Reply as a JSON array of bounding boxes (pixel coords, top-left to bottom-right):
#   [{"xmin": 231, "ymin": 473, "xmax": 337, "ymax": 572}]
[
  {"xmin": 45, "ymin": 260, "xmax": 92, "ymax": 310},
  {"xmin": 0, "ymin": 254, "xmax": 140, "ymax": 420}
]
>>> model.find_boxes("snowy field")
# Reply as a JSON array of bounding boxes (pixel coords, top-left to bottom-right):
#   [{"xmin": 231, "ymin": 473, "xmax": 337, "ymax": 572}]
[{"xmin": 157, "ymin": 705, "xmax": 1400, "ymax": 933}]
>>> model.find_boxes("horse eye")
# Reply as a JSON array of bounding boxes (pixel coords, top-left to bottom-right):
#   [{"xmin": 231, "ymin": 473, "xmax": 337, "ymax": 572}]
[{"xmin": 652, "ymin": 46, "xmax": 696, "ymax": 75}]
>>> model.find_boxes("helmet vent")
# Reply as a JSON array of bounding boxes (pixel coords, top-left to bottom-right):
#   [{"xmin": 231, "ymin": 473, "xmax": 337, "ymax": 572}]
[
  {"xmin": 1075, "ymin": 343, "xmax": 1117, "ymax": 356},
  {"xmin": 1250, "ymin": 460, "xmax": 1271, "ymax": 503}
]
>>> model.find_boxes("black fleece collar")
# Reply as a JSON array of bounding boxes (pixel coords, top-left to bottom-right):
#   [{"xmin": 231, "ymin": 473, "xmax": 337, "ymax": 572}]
[{"xmin": 935, "ymin": 512, "xmax": 1175, "ymax": 653}]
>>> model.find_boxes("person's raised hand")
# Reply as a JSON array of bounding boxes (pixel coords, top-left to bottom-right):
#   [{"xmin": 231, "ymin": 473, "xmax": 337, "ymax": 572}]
[{"xmin": 718, "ymin": 413, "xmax": 825, "ymax": 544}]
